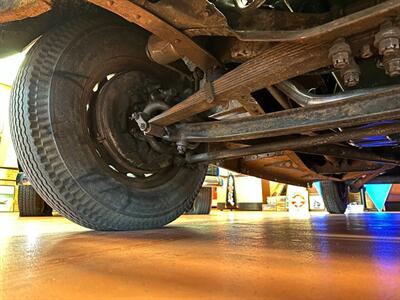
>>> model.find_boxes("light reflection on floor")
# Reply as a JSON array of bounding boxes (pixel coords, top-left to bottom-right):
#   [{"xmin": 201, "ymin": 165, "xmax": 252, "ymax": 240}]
[{"xmin": 1, "ymin": 211, "xmax": 399, "ymax": 300}]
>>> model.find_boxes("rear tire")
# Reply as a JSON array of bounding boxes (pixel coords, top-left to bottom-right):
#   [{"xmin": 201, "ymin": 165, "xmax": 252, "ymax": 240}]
[
  {"xmin": 18, "ymin": 185, "xmax": 53, "ymax": 217},
  {"xmin": 320, "ymin": 181, "xmax": 349, "ymax": 214},
  {"xmin": 188, "ymin": 187, "xmax": 212, "ymax": 215},
  {"xmin": 10, "ymin": 17, "xmax": 206, "ymax": 230}
]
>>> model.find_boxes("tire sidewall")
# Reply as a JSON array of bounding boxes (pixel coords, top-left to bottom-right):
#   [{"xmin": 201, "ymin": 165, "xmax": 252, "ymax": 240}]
[{"xmin": 12, "ymin": 18, "xmax": 206, "ymax": 229}]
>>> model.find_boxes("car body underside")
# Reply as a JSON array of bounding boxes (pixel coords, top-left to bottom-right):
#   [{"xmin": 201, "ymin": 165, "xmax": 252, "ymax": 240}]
[{"xmin": 2, "ymin": 0, "xmax": 400, "ymax": 190}]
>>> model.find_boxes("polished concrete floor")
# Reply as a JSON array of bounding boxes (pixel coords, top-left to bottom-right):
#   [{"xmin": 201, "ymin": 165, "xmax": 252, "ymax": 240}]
[{"xmin": 1, "ymin": 211, "xmax": 400, "ymax": 300}]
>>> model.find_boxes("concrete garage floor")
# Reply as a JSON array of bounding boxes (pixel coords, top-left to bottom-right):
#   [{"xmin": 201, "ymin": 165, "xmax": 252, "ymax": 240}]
[{"xmin": 1, "ymin": 211, "xmax": 400, "ymax": 300}]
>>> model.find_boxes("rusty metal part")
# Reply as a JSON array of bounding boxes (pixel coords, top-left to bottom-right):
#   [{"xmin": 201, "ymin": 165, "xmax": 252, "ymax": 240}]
[
  {"xmin": 146, "ymin": 35, "xmax": 181, "ymax": 65},
  {"xmin": 219, "ymin": 150, "xmax": 329, "ymax": 186},
  {"xmin": 233, "ymin": 0, "xmax": 400, "ymax": 42},
  {"xmin": 329, "ymin": 38, "xmax": 352, "ymax": 69},
  {"xmin": 148, "ymin": 28, "xmax": 378, "ymax": 129},
  {"xmin": 298, "ymin": 145, "xmax": 400, "ymax": 166},
  {"xmin": 309, "ymin": 160, "xmax": 385, "ymax": 175},
  {"xmin": 87, "ymin": 0, "xmax": 219, "ymax": 71},
  {"xmin": 275, "ymin": 80, "xmax": 387, "ymax": 107},
  {"xmin": 210, "ymin": 105, "xmax": 247, "ymax": 120},
  {"xmin": 0, "ymin": 0, "xmax": 51, "ymax": 23},
  {"xmin": 132, "ymin": 112, "xmax": 166, "ymax": 138},
  {"xmin": 170, "ymin": 84, "xmax": 400, "ymax": 143},
  {"xmin": 186, "ymin": 123, "xmax": 400, "ymax": 164},
  {"xmin": 266, "ymin": 86, "xmax": 292, "ymax": 110},
  {"xmin": 149, "ymin": 41, "xmax": 332, "ymax": 128},
  {"xmin": 369, "ymin": 175, "xmax": 400, "ymax": 184},
  {"xmin": 360, "ymin": 44, "xmax": 374, "ymax": 59},
  {"xmin": 350, "ymin": 165, "xmax": 394, "ymax": 191},
  {"xmin": 184, "ymin": 8, "xmax": 330, "ymax": 39},
  {"xmin": 236, "ymin": 94, "xmax": 264, "ymax": 116},
  {"xmin": 202, "ymin": 72, "xmax": 216, "ymax": 104},
  {"xmin": 374, "ymin": 21, "xmax": 400, "ymax": 77},
  {"xmin": 341, "ymin": 58, "xmax": 361, "ymax": 87},
  {"xmin": 382, "ymin": 50, "xmax": 400, "ymax": 77},
  {"xmin": 374, "ymin": 20, "xmax": 400, "ymax": 56},
  {"xmin": 134, "ymin": 0, "xmax": 229, "ymax": 33}
]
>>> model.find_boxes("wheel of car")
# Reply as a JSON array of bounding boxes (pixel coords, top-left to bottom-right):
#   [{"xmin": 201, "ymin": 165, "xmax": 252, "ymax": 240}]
[
  {"xmin": 10, "ymin": 17, "xmax": 207, "ymax": 230},
  {"xmin": 18, "ymin": 185, "xmax": 53, "ymax": 217},
  {"xmin": 320, "ymin": 181, "xmax": 349, "ymax": 214},
  {"xmin": 187, "ymin": 187, "xmax": 212, "ymax": 215}
]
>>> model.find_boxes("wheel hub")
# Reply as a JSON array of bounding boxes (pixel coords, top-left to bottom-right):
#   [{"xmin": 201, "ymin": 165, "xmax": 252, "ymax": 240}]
[{"xmin": 89, "ymin": 71, "xmax": 178, "ymax": 178}]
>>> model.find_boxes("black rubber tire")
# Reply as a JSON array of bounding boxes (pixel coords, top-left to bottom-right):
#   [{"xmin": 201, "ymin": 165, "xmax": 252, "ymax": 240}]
[
  {"xmin": 18, "ymin": 185, "xmax": 53, "ymax": 217},
  {"xmin": 10, "ymin": 17, "xmax": 206, "ymax": 231},
  {"xmin": 188, "ymin": 187, "xmax": 212, "ymax": 215},
  {"xmin": 320, "ymin": 181, "xmax": 349, "ymax": 214}
]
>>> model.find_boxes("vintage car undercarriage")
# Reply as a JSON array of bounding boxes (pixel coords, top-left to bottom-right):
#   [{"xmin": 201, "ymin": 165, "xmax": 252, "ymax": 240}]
[{"xmin": 2, "ymin": 0, "xmax": 400, "ymax": 229}]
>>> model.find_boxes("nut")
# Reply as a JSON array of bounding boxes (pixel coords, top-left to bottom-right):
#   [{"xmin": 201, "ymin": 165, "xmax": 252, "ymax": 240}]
[
  {"xmin": 341, "ymin": 59, "xmax": 360, "ymax": 87},
  {"xmin": 177, "ymin": 144, "xmax": 186, "ymax": 154},
  {"xmin": 374, "ymin": 21, "xmax": 400, "ymax": 56},
  {"xmin": 343, "ymin": 71, "xmax": 360, "ymax": 87},
  {"xmin": 329, "ymin": 38, "xmax": 352, "ymax": 69},
  {"xmin": 360, "ymin": 44, "xmax": 373, "ymax": 59}
]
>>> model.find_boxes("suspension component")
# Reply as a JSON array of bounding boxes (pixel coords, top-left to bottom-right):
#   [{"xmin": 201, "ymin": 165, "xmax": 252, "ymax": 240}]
[
  {"xmin": 132, "ymin": 112, "xmax": 166, "ymax": 137},
  {"xmin": 146, "ymin": 34, "xmax": 181, "ymax": 65}
]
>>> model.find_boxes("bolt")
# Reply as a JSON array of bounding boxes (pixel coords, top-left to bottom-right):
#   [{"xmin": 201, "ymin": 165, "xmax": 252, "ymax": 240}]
[
  {"xmin": 360, "ymin": 44, "xmax": 374, "ymax": 59},
  {"xmin": 139, "ymin": 123, "xmax": 147, "ymax": 130},
  {"xmin": 374, "ymin": 21, "xmax": 400, "ymax": 56},
  {"xmin": 201, "ymin": 9, "xmax": 210, "ymax": 18},
  {"xmin": 343, "ymin": 70, "xmax": 360, "ymax": 87},
  {"xmin": 341, "ymin": 59, "xmax": 360, "ymax": 87},
  {"xmin": 379, "ymin": 37, "xmax": 400, "ymax": 55},
  {"xmin": 329, "ymin": 38, "xmax": 352, "ymax": 69},
  {"xmin": 131, "ymin": 112, "xmax": 139, "ymax": 120},
  {"xmin": 383, "ymin": 53, "xmax": 400, "ymax": 77},
  {"xmin": 177, "ymin": 144, "xmax": 186, "ymax": 154}
]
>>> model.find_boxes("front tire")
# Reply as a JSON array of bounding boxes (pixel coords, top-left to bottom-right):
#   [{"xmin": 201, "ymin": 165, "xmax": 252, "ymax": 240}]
[{"xmin": 10, "ymin": 17, "xmax": 206, "ymax": 230}]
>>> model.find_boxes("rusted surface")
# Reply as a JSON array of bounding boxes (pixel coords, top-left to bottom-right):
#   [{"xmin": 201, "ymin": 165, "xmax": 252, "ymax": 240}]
[
  {"xmin": 0, "ymin": 0, "xmax": 51, "ymax": 23},
  {"xmin": 135, "ymin": 0, "xmax": 229, "ymax": 32},
  {"xmin": 350, "ymin": 165, "xmax": 395, "ymax": 191},
  {"xmin": 172, "ymin": 85, "xmax": 400, "ymax": 143},
  {"xmin": 234, "ymin": 0, "xmax": 400, "ymax": 42},
  {"xmin": 87, "ymin": 0, "xmax": 219, "ymax": 71},
  {"xmin": 187, "ymin": 124, "xmax": 400, "ymax": 164},
  {"xmin": 148, "ymin": 33, "xmax": 376, "ymax": 128},
  {"xmin": 235, "ymin": 94, "xmax": 265, "ymax": 116},
  {"xmin": 149, "ymin": 41, "xmax": 332, "ymax": 127},
  {"xmin": 148, "ymin": 2, "xmax": 398, "ymax": 127},
  {"xmin": 239, "ymin": 151, "xmax": 330, "ymax": 186},
  {"xmin": 299, "ymin": 145, "xmax": 399, "ymax": 166},
  {"xmin": 309, "ymin": 159, "xmax": 384, "ymax": 175}
]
